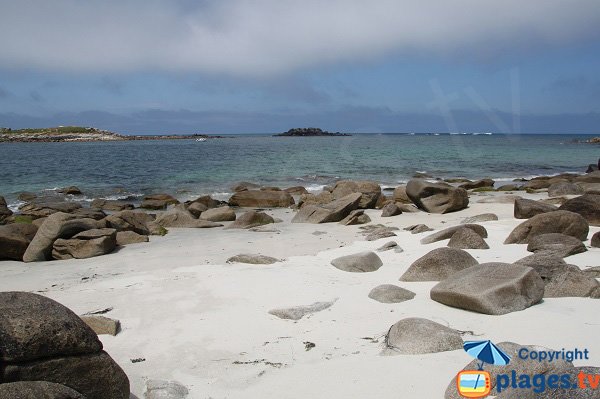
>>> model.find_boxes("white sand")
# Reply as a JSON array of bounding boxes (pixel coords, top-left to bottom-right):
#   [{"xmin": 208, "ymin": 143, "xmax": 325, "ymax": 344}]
[{"xmin": 1, "ymin": 191, "xmax": 598, "ymax": 398}]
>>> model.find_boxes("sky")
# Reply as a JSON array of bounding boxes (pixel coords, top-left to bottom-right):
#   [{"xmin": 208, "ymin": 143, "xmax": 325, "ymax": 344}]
[{"xmin": 1, "ymin": 0, "xmax": 600, "ymax": 134}]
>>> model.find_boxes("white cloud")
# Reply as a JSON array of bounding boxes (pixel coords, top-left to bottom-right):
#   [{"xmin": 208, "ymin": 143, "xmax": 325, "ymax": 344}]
[{"xmin": 1, "ymin": 0, "xmax": 599, "ymax": 76}]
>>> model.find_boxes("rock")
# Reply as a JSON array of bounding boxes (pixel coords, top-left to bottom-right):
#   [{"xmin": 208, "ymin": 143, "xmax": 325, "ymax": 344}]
[
  {"xmin": 375, "ymin": 193, "xmax": 389, "ymax": 209},
  {"xmin": 496, "ymin": 184, "xmax": 519, "ymax": 191},
  {"xmin": 459, "ymin": 178, "xmax": 495, "ymax": 190},
  {"xmin": 268, "ymin": 300, "xmax": 336, "ymax": 320},
  {"xmin": 228, "ymin": 211, "xmax": 274, "ymax": 229},
  {"xmin": 90, "ymin": 199, "xmax": 134, "ymax": 211},
  {"xmin": 514, "ymin": 198, "xmax": 558, "ymax": 219},
  {"xmin": 52, "ymin": 228, "xmax": 117, "ymax": 260},
  {"xmin": 71, "ymin": 208, "xmax": 106, "ymax": 220},
  {"xmin": 392, "ymin": 186, "xmax": 412, "ymax": 203},
  {"xmin": 381, "ymin": 202, "xmax": 402, "ymax": 217},
  {"xmin": 284, "ymin": 186, "xmax": 308, "ymax": 195},
  {"xmin": 231, "ymin": 181, "xmax": 260, "ymax": 192},
  {"xmin": 17, "ymin": 192, "xmax": 37, "ymax": 202},
  {"xmin": 23, "ymin": 213, "xmax": 101, "ymax": 262},
  {"xmin": 526, "ymin": 233, "xmax": 587, "ymax": 257},
  {"xmin": 19, "ymin": 202, "xmax": 83, "ymax": 219},
  {"xmin": 476, "ymin": 194, "xmax": 521, "ymax": 204},
  {"xmin": 140, "ymin": 199, "xmax": 169, "ymax": 210},
  {"xmin": 189, "ymin": 195, "xmax": 221, "ymax": 209},
  {"xmin": 420, "ymin": 224, "xmax": 488, "ymax": 244},
  {"xmin": 57, "ymin": 186, "xmax": 82, "ymax": 195},
  {"xmin": 447, "ymin": 227, "xmax": 489, "ymax": 249},
  {"xmin": 331, "ymin": 180, "xmax": 381, "ymax": 208},
  {"xmin": 505, "ymin": 210, "xmax": 589, "ymax": 244},
  {"xmin": 0, "ymin": 381, "xmax": 85, "ymax": 399},
  {"xmin": 2, "ymin": 351, "xmax": 130, "ymax": 399},
  {"xmin": 540, "ymin": 196, "xmax": 569, "ymax": 206},
  {"xmin": 430, "ymin": 263, "xmax": 544, "ymax": 315},
  {"xmin": 339, "ymin": 209, "xmax": 371, "ymax": 225},
  {"xmin": 368, "ymin": 285, "xmax": 415, "ymax": 303},
  {"xmin": 186, "ymin": 201, "xmax": 208, "ymax": 218},
  {"xmin": 396, "ymin": 203, "xmax": 421, "ymax": 212},
  {"xmin": 376, "ymin": 241, "xmax": 399, "ymax": 252},
  {"xmin": 383, "ymin": 318, "xmax": 463, "ymax": 355},
  {"xmin": 144, "ymin": 193, "xmax": 179, "ymax": 204},
  {"xmin": 400, "ymin": 247, "xmax": 478, "ymax": 281},
  {"xmin": 145, "ymin": 380, "xmax": 189, "ymax": 399},
  {"xmin": 365, "ymin": 228, "xmax": 397, "ymax": 241},
  {"xmin": 558, "ymin": 194, "xmax": 600, "ymax": 226},
  {"xmin": 445, "ymin": 342, "xmax": 575, "ymax": 399},
  {"xmin": 0, "ymin": 223, "xmax": 38, "ymax": 261},
  {"xmin": 523, "ymin": 178, "xmax": 552, "ymax": 189},
  {"xmin": 0, "ymin": 292, "xmax": 102, "ymax": 362},
  {"xmin": 80, "ymin": 316, "xmax": 121, "ymax": 336},
  {"xmin": 461, "ymin": 213, "xmax": 498, "ymax": 224},
  {"xmin": 226, "ymin": 254, "xmax": 280, "ymax": 264},
  {"xmin": 0, "ymin": 195, "xmax": 12, "ymax": 223},
  {"xmin": 155, "ymin": 208, "xmax": 223, "ymax": 228},
  {"xmin": 228, "ymin": 190, "xmax": 294, "ymax": 208},
  {"xmin": 105, "ymin": 210, "xmax": 154, "ymax": 235},
  {"xmin": 583, "ymin": 265, "xmax": 600, "ymax": 277},
  {"xmin": 298, "ymin": 192, "xmax": 334, "ymax": 207},
  {"xmin": 406, "ymin": 179, "xmax": 469, "ymax": 213},
  {"xmin": 116, "ymin": 230, "xmax": 148, "ymax": 245},
  {"xmin": 330, "ymin": 251, "xmax": 383, "ymax": 273},
  {"xmin": 199, "ymin": 206, "xmax": 236, "ymax": 222},
  {"xmin": 548, "ymin": 181, "xmax": 584, "ymax": 197},
  {"xmin": 592, "ymin": 231, "xmax": 600, "ymax": 247},
  {"xmin": 292, "ymin": 192, "xmax": 362, "ymax": 223},
  {"xmin": 260, "ymin": 186, "xmax": 281, "ymax": 191},
  {"xmin": 404, "ymin": 224, "xmax": 433, "ymax": 234},
  {"xmin": 577, "ymin": 182, "xmax": 600, "ymax": 195},
  {"xmin": 0, "ymin": 292, "xmax": 129, "ymax": 399}
]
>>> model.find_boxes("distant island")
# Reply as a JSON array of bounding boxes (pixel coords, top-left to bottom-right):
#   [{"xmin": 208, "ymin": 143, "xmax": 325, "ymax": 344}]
[
  {"xmin": 274, "ymin": 127, "xmax": 351, "ymax": 137},
  {"xmin": 0, "ymin": 126, "xmax": 226, "ymax": 142}
]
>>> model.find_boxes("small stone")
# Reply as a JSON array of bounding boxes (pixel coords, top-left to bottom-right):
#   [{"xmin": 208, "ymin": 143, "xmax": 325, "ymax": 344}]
[
  {"xmin": 80, "ymin": 315, "xmax": 121, "ymax": 336},
  {"xmin": 368, "ymin": 285, "xmax": 415, "ymax": 303}
]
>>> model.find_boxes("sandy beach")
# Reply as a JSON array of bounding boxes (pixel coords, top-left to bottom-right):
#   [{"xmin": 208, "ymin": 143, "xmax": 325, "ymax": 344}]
[{"xmin": 1, "ymin": 189, "xmax": 598, "ymax": 398}]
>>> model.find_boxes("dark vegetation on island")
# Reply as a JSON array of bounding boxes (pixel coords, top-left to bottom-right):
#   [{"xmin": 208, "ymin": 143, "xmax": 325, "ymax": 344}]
[
  {"xmin": 0, "ymin": 126, "xmax": 226, "ymax": 142},
  {"xmin": 274, "ymin": 127, "xmax": 351, "ymax": 137}
]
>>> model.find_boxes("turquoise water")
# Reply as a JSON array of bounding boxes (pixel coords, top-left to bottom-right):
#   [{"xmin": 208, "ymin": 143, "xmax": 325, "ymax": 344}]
[{"xmin": 1, "ymin": 134, "xmax": 598, "ymax": 208}]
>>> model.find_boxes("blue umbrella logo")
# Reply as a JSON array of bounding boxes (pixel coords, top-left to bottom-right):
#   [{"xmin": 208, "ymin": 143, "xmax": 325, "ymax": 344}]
[{"xmin": 463, "ymin": 340, "xmax": 511, "ymax": 370}]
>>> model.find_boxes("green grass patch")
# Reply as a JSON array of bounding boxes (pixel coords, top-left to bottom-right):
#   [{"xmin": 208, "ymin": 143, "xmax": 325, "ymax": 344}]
[{"xmin": 12, "ymin": 215, "xmax": 33, "ymax": 224}]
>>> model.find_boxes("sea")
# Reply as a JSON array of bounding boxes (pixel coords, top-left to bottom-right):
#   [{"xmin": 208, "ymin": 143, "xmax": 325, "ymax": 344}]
[{"xmin": 1, "ymin": 133, "xmax": 598, "ymax": 211}]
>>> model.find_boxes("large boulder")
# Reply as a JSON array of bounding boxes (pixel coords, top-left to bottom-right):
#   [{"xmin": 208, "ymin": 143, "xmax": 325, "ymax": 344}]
[
  {"xmin": 90, "ymin": 199, "xmax": 134, "ymax": 211},
  {"xmin": 459, "ymin": 178, "xmax": 495, "ymax": 190},
  {"xmin": 284, "ymin": 186, "xmax": 309, "ymax": 195},
  {"xmin": 231, "ymin": 181, "xmax": 260, "ymax": 192},
  {"xmin": 548, "ymin": 181, "xmax": 584, "ymax": 197},
  {"xmin": 0, "ymin": 223, "xmax": 38, "ymax": 261},
  {"xmin": 420, "ymin": 224, "xmax": 488, "ymax": 245},
  {"xmin": 592, "ymin": 231, "xmax": 600, "ymax": 247},
  {"xmin": 155, "ymin": 208, "xmax": 222, "ymax": 228},
  {"xmin": 558, "ymin": 194, "xmax": 600, "ymax": 226},
  {"xmin": 406, "ymin": 179, "xmax": 468, "ymax": 213},
  {"xmin": 141, "ymin": 193, "xmax": 179, "ymax": 210},
  {"xmin": 23, "ymin": 213, "xmax": 101, "ymax": 262},
  {"xmin": 19, "ymin": 202, "xmax": 83, "ymax": 219},
  {"xmin": 71, "ymin": 208, "xmax": 106, "ymax": 221},
  {"xmin": 330, "ymin": 251, "xmax": 383, "ymax": 273},
  {"xmin": 116, "ymin": 230, "xmax": 148, "ymax": 245},
  {"xmin": 392, "ymin": 186, "xmax": 411, "ymax": 203},
  {"xmin": 514, "ymin": 198, "xmax": 557, "ymax": 219},
  {"xmin": 383, "ymin": 318, "xmax": 463, "ymax": 355},
  {"xmin": 368, "ymin": 285, "xmax": 415, "ymax": 303},
  {"xmin": 104, "ymin": 210, "xmax": 154, "ymax": 235},
  {"xmin": 460, "ymin": 213, "xmax": 498, "ymax": 224},
  {"xmin": 381, "ymin": 202, "xmax": 403, "ymax": 217},
  {"xmin": 228, "ymin": 211, "xmax": 274, "ymax": 229},
  {"xmin": 447, "ymin": 227, "xmax": 489, "ymax": 249},
  {"xmin": 430, "ymin": 263, "xmax": 545, "ymax": 315},
  {"xmin": 339, "ymin": 209, "xmax": 371, "ymax": 225},
  {"xmin": 228, "ymin": 190, "xmax": 294, "ymax": 208},
  {"xmin": 400, "ymin": 247, "xmax": 478, "ymax": 281},
  {"xmin": 0, "ymin": 195, "xmax": 12, "ymax": 223},
  {"xmin": 0, "ymin": 292, "xmax": 129, "ymax": 399},
  {"xmin": 515, "ymin": 253, "xmax": 598, "ymax": 297},
  {"xmin": 331, "ymin": 180, "xmax": 381, "ymax": 209},
  {"xmin": 298, "ymin": 192, "xmax": 334, "ymax": 207},
  {"xmin": 52, "ymin": 228, "xmax": 117, "ymax": 260},
  {"xmin": 0, "ymin": 381, "xmax": 85, "ymax": 399},
  {"xmin": 505, "ymin": 210, "xmax": 589, "ymax": 244},
  {"xmin": 199, "ymin": 206, "xmax": 236, "ymax": 222},
  {"xmin": 526, "ymin": 233, "xmax": 586, "ymax": 257},
  {"xmin": 292, "ymin": 192, "xmax": 362, "ymax": 223}
]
